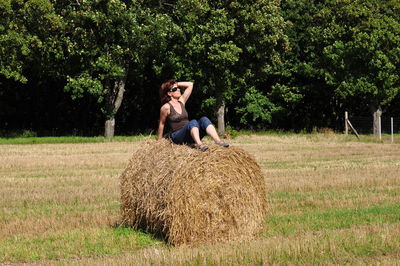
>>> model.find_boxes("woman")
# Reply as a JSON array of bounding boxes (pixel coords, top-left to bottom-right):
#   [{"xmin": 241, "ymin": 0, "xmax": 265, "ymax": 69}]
[{"xmin": 157, "ymin": 79, "xmax": 229, "ymax": 151}]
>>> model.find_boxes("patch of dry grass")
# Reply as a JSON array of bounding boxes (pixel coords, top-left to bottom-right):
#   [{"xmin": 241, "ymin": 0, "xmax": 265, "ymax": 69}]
[
  {"xmin": 1, "ymin": 134, "xmax": 399, "ymax": 264},
  {"xmin": 1, "ymin": 143, "xmax": 138, "ymax": 239}
]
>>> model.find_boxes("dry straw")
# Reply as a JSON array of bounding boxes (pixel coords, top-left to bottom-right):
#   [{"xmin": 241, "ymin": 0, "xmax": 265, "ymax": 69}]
[{"xmin": 120, "ymin": 139, "xmax": 267, "ymax": 246}]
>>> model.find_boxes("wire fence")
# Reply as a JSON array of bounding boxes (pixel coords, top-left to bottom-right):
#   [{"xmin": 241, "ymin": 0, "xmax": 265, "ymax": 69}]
[{"xmin": 348, "ymin": 115, "xmax": 400, "ymax": 135}]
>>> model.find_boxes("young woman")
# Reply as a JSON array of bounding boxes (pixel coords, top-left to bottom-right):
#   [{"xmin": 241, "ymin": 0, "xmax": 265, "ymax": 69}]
[{"xmin": 157, "ymin": 79, "xmax": 229, "ymax": 151}]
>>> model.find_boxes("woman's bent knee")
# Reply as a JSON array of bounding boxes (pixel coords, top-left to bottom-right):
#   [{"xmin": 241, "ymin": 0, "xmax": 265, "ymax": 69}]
[
  {"xmin": 188, "ymin": 119, "xmax": 199, "ymax": 130},
  {"xmin": 198, "ymin": 116, "xmax": 212, "ymax": 130}
]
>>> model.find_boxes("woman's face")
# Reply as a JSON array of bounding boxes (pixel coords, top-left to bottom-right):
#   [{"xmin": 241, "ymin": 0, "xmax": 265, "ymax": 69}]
[{"xmin": 168, "ymin": 83, "xmax": 181, "ymax": 97}]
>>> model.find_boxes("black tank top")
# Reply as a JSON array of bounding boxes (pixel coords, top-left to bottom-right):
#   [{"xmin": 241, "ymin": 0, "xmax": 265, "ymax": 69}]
[{"xmin": 167, "ymin": 101, "xmax": 189, "ymax": 132}]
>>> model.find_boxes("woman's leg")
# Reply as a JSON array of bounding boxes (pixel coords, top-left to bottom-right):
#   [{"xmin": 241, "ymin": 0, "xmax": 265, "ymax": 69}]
[
  {"xmin": 171, "ymin": 121, "xmax": 195, "ymax": 144},
  {"xmin": 198, "ymin": 117, "xmax": 221, "ymax": 142},
  {"xmin": 190, "ymin": 127, "xmax": 203, "ymax": 146},
  {"xmin": 171, "ymin": 120, "xmax": 204, "ymax": 145},
  {"xmin": 207, "ymin": 124, "xmax": 229, "ymax": 147},
  {"xmin": 205, "ymin": 125, "xmax": 222, "ymax": 142},
  {"xmin": 187, "ymin": 120, "xmax": 208, "ymax": 150},
  {"xmin": 198, "ymin": 117, "xmax": 229, "ymax": 147},
  {"xmin": 170, "ymin": 120, "xmax": 208, "ymax": 150}
]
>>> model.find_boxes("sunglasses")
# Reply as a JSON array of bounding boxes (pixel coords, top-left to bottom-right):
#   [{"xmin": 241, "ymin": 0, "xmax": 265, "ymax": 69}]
[{"xmin": 169, "ymin": 87, "xmax": 180, "ymax": 92}]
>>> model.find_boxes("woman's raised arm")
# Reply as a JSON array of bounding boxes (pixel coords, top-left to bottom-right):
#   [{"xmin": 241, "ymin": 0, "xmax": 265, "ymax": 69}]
[{"xmin": 178, "ymin": 81, "xmax": 194, "ymax": 104}]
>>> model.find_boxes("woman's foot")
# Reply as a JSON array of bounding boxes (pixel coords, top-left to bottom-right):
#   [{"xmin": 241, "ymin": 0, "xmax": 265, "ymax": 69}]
[
  {"xmin": 215, "ymin": 141, "xmax": 229, "ymax": 147},
  {"xmin": 197, "ymin": 144, "xmax": 209, "ymax": 151}
]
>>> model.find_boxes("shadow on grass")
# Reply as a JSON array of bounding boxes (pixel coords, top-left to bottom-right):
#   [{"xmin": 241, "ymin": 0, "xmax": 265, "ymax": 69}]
[{"xmin": 110, "ymin": 219, "xmax": 168, "ymax": 248}]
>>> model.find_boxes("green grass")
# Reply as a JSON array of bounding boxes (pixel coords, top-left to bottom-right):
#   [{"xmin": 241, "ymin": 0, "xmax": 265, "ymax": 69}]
[
  {"xmin": 1, "ymin": 131, "xmax": 399, "ymax": 145},
  {"xmin": 265, "ymin": 203, "xmax": 400, "ymax": 237},
  {"xmin": 0, "ymin": 228, "xmax": 162, "ymax": 261},
  {"xmin": 266, "ymin": 226, "xmax": 400, "ymax": 264},
  {"xmin": 269, "ymin": 187, "xmax": 400, "ymax": 203},
  {"xmin": 0, "ymin": 135, "xmax": 151, "ymax": 145}
]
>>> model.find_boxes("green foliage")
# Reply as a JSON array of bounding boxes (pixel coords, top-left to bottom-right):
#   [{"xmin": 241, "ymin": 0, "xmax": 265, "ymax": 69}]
[
  {"xmin": 0, "ymin": 0, "xmax": 30, "ymax": 83},
  {"xmin": 62, "ymin": 1, "xmax": 137, "ymax": 99},
  {"xmin": 1, "ymin": 0, "xmax": 400, "ymax": 134},
  {"xmin": 65, "ymin": 74, "xmax": 104, "ymax": 101},
  {"xmin": 61, "ymin": 0, "xmax": 174, "ymax": 123},
  {"xmin": 236, "ymin": 87, "xmax": 281, "ymax": 127},
  {"xmin": 319, "ymin": 0, "xmax": 400, "ymax": 108},
  {"xmin": 278, "ymin": 0, "xmax": 400, "ymax": 130},
  {"xmin": 156, "ymin": 0, "xmax": 288, "ymax": 126},
  {"xmin": 0, "ymin": 0, "xmax": 66, "ymax": 82}
]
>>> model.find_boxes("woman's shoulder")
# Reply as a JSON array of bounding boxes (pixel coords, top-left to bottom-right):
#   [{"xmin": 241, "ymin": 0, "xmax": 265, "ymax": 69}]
[
  {"xmin": 161, "ymin": 102, "xmax": 171, "ymax": 108},
  {"xmin": 161, "ymin": 103, "xmax": 170, "ymax": 112}
]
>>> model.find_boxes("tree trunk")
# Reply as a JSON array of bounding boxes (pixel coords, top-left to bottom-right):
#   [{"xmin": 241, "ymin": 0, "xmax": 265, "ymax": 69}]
[
  {"xmin": 104, "ymin": 69, "xmax": 127, "ymax": 138},
  {"xmin": 372, "ymin": 106, "xmax": 382, "ymax": 136},
  {"xmin": 217, "ymin": 100, "xmax": 225, "ymax": 136},
  {"xmin": 104, "ymin": 118, "xmax": 115, "ymax": 138}
]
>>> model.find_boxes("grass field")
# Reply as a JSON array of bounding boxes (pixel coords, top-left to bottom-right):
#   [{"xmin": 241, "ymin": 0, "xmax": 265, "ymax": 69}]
[{"xmin": 1, "ymin": 134, "xmax": 399, "ymax": 265}]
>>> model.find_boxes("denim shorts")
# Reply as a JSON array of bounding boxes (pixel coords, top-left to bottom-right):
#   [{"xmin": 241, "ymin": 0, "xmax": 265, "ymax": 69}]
[{"xmin": 171, "ymin": 116, "xmax": 212, "ymax": 144}]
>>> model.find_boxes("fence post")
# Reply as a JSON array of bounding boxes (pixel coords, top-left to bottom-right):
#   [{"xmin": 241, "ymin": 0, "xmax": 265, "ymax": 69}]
[
  {"xmin": 345, "ymin": 111, "xmax": 349, "ymax": 135},
  {"xmin": 391, "ymin": 117, "xmax": 394, "ymax": 143},
  {"xmin": 378, "ymin": 116, "xmax": 382, "ymax": 140},
  {"xmin": 346, "ymin": 114, "xmax": 360, "ymax": 140}
]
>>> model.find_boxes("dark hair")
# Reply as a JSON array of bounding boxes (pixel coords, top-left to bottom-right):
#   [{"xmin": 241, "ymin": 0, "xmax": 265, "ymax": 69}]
[{"xmin": 159, "ymin": 79, "xmax": 176, "ymax": 105}]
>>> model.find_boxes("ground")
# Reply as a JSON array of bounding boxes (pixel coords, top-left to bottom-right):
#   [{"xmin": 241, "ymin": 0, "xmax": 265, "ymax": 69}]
[{"xmin": 1, "ymin": 134, "xmax": 399, "ymax": 264}]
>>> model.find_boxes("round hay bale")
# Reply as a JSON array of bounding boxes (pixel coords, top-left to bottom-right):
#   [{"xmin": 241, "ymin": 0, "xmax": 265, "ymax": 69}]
[{"xmin": 120, "ymin": 139, "xmax": 266, "ymax": 246}]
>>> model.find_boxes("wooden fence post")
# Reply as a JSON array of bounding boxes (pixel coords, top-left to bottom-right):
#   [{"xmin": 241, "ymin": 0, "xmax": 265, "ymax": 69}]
[
  {"xmin": 391, "ymin": 117, "xmax": 394, "ymax": 143},
  {"xmin": 345, "ymin": 111, "xmax": 360, "ymax": 140}
]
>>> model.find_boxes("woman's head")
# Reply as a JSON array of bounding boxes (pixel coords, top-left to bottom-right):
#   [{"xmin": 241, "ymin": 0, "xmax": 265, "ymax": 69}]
[{"xmin": 160, "ymin": 79, "xmax": 180, "ymax": 105}]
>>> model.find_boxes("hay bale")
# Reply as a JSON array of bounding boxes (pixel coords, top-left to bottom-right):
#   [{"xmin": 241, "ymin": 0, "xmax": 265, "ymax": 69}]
[{"xmin": 120, "ymin": 139, "xmax": 266, "ymax": 246}]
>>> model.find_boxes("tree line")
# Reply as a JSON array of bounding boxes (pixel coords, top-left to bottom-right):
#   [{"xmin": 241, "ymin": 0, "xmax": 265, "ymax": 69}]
[{"xmin": 1, "ymin": 0, "xmax": 399, "ymax": 137}]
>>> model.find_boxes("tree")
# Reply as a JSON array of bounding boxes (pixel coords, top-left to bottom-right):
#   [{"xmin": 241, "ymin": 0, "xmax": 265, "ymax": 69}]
[
  {"xmin": 0, "ymin": 0, "xmax": 27, "ymax": 83},
  {"xmin": 277, "ymin": 0, "xmax": 400, "ymax": 131},
  {"xmin": 155, "ymin": 0, "xmax": 288, "ymax": 133},
  {"xmin": 0, "ymin": 0, "xmax": 63, "ymax": 83},
  {"xmin": 0, "ymin": 0, "xmax": 72, "ymax": 134},
  {"xmin": 62, "ymin": 0, "xmax": 173, "ymax": 138},
  {"xmin": 320, "ymin": 0, "xmax": 400, "ymax": 134}
]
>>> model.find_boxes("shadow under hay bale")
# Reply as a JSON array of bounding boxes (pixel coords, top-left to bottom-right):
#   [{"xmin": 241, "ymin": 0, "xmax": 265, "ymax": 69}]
[{"xmin": 120, "ymin": 139, "xmax": 267, "ymax": 246}]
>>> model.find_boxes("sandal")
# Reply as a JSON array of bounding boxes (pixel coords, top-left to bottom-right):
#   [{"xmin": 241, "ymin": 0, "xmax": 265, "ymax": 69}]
[
  {"xmin": 198, "ymin": 144, "xmax": 209, "ymax": 151},
  {"xmin": 215, "ymin": 141, "xmax": 229, "ymax": 147}
]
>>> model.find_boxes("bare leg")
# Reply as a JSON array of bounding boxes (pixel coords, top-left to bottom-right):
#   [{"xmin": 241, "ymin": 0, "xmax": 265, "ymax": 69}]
[
  {"xmin": 190, "ymin": 127, "xmax": 204, "ymax": 146},
  {"xmin": 206, "ymin": 124, "xmax": 229, "ymax": 147},
  {"xmin": 205, "ymin": 124, "xmax": 221, "ymax": 142}
]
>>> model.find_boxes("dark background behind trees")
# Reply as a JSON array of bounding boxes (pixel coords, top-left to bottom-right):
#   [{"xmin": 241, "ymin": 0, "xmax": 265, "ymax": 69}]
[{"xmin": 1, "ymin": 0, "xmax": 399, "ymax": 137}]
